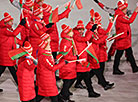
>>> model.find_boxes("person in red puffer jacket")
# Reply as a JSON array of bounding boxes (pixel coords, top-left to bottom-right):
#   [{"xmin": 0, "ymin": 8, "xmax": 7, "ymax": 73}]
[
  {"xmin": 29, "ymin": 5, "xmax": 53, "ymax": 58},
  {"xmin": 113, "ymin": 1, "xmax": 138, "ymax": 75},
  {"xmin": 37, "ymin": 37, "xmax": 67, "ymax": 102},
  {"xmin": 17, "ymin": 41, "xmax": 37, "ymax": 102},
  {"xmin": 20, "ymin": 0, "xmax": 34, "ymax": 43},
  {"xmin": 73, "ymin": 20, "xmax": 100, "ymax": 98},
  {"xmin": 0, "ymin": 12, "xmax": 26, "ymax": 90},
  {"xmin": 86, "ymin": 11, "xmax": 114, "ymax": 90},
  {"xmin": 58, "ymin": 24, "xmax": 78, "ymax": 102},
  {"xmin": 42, "ymin": 3, "xmax": 72, "ymax": 60}
]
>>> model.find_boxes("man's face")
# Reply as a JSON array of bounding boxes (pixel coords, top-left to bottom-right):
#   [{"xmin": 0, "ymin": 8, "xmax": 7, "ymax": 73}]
[
  {"xmin": 7, "ymin": 20, "xmax": 13, "ymax": 26},
  {"xmin": 122, "ymin": 8, "xmax": 127, "ymax": 14},
  {"xmin": 78, "ymin": 29, "xmax": 84, "ymax": 35}
]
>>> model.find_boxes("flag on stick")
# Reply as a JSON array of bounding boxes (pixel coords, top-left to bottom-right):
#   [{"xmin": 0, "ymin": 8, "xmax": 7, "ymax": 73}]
[
  {"xmin": 49, "ymin": 6, "xmax": 59, "ymax": 23},
  {"xmin": 8, "ymin": 48, "xmax": 28, "ymax": 60}
]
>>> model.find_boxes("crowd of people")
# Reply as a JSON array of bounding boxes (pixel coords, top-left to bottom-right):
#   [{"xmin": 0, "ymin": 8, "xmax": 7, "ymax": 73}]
[{"xmin": 0, "ymin": 0, "xmax": 138, "ymax": 102}]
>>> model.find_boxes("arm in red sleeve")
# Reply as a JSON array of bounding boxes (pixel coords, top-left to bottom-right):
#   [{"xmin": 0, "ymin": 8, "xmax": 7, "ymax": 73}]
[
  {"xmin": 32, "ymin": 23, "xmax": 48, "ymax": 36},
  {"xmin": 118, "ymin": 11, "xmax": 137, "ymax": 24},
  {"xmin": 58, "ymin": 8, "xmax": 71, "ymax": 21},
  {"xmin": 42, "ymin": 57, "xmax": 65, "ymax": 72},
  {"xmin": 24, "ymin": 59, "xmax": 36, "ymax": 71},
  {"xmin": 74, "ymin": 31, "xmax": 92, "ymax": 42},
  {"xmin": 15, "ymin": 37, "xmax": 23, "ymax": 46},
  {"xmin": 98, "ymin": 22, "xmax": 113, "ymax": 35},
  {"xmin": 5, "ymin": 25, "xmax": 24, "ymax": 36},
  {"xmin": 92, "ymin": 34, "xmax": 108, "ymax": 44}
]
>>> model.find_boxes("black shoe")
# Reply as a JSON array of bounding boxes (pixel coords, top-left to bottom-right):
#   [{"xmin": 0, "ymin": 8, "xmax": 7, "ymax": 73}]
[
  {"xmin": 69, "ymin": 91, "xmax": 73, "ymax": 95},
  {"xmin": 133, "ymin": 67, "xmax": 138, "ymax": 73},
  {"xmin": 74, "ymin": 84, "xmax": 86, "ymax": 89},
  {"xmin": 113, "ymin": 70, "xmax": 124, "ymax": 75},
  {"xmin": 0, "ymin": 89, "xmax": 3, "ymax": 92},
  {"xmin": 104, "ymin": 83, "xmax": 114, "ymax": 91},
  {"xmin": 58, "ymin": 94, "xmax": 75, "ymax": 102},
  {"xmin": 88, "ymin": 91, "xmax": 101, "ymax": 98}
]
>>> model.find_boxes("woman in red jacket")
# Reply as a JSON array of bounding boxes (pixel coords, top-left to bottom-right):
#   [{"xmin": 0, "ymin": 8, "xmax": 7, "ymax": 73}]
[
  {"xmin": 29, "ymin": 5, "xmax": 53, "ymax": 58},
  {"xmin": 17, "ymin": 41, "xmax": 37, "ymax": 102},
  {"xmin": 113, "ymin": 2, "xmax": 138, "ymax": 75},
  {"xmin": 0, "ymin": 12, "xmax": 26, "ymax": 91},
  {"xmin": 20, "ymin": 0, "xmax": 34, "ymax": 43},
  {"xmin": 86, "ymin": 11, "xmax": 114, "ymax": 90},
  {"xmin": 73, "ymin": 20, "xmax": 100, "ymax": 98},
  {"xmin": 58, "ymin": 24, "xmax": 78, "ymax": 102},
  {"xmin": 42, "ymin": 3, "xmax": 72, "ymax": 60},
  {"xmin": 37, "ymin": 37, "xmax": 67, "ymax": 102}
]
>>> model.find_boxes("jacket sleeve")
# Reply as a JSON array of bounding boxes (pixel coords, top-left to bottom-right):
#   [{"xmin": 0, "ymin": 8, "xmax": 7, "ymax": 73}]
[
  {"xmin": 58, "ymin": 8, "xmax": 71, "ymax": 21},
  {"xmin": 32, "ymin": 23, "xmax": 48, "ymax": 36},
  {"xmin": 9, "ymin": 0, "xmax": 21, "ymax": 10},
  {"xmin": 118, "ymin": 11, "xmax": 137, "ymax": 24},
  {"xmin": 5, "ymin": 25, "xmax": 24, "ymax": 36},
  {"xmin": 42, "ymin": 57, "xmax": 65, "ymax": 72},
  {"xmin": 24, "ymin": 59, "xmax": 36, "ymax": 71},
  {"xmin": 15, "ymin": 37, "xmax": 23, "ymax": 46},
  {"xmin": 92, "ymin": 34, "xmax": 108, "ymax": 44},
  {"xmin": 74, "ymin": 31, "xmax": 92, "ymax": 42},
  {"xmin": 98, "ymin": 22, "xmax": 113, "ymax": 35}
]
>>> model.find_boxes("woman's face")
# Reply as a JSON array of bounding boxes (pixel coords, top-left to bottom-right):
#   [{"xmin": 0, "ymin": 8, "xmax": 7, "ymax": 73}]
[
  {"xmin": 37, "ymin": 13, "xmax": 43, "ymax": 19},
  {"xmin": 37, "ymin": 0, "xmax": 44, "ymax": 7},
  {"xmin": 67, "ymin": 31, "xmax": 74, "ymax": 37},
  {"xmin": 7, "ymin": 20, "xmax": 13, "ymax": 26}
]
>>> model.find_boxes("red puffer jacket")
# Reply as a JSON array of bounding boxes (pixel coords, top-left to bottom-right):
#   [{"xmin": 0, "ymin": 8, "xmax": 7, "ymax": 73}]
[
  {"xmin": 29, "ymin": 16, "xmax": 48, "ymax": 58},
  {"xmin": 86, "ymin": 29, "xmax": 108, "ymax": 69},
  {"xmin": 115, "ymin": 10, "xmax": 137, "ymax": 50},
  {"xmin": 43, "ymin": 8, "xmax": 71, "ymax": 52},
  {"xmin": 73, "ymin": 28, "xmax": 92, "ymax": 72},
  {"xmin": 37, "ymin": 49, "xmax": 65, "ymax": 97},
  {"xmin": 98, "ymin": 22, "xmax": 113, "ymax": 62},
  {"xmin": 0, "ymin": 20, "xmax": 23, "ymax": 66},
  {"xmin": 17, "ymin": 56, "xmax": 36, "ymax": 101},
  {"xmin": 20, "ymin": 4, "xmax": 33, "ymax": 42},
  {"xmin": 59, "ymin": 32, "xmax": 77, "ymax": 79}
]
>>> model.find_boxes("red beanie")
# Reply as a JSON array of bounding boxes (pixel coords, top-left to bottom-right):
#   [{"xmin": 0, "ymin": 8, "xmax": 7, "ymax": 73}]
[
  {"xmin": 77, "ymin": 20, "xmax": 84, "ymax": 29},
  {"xmin": 24, "ymin": 41, "xmax": 33, "ymax": 53},
  {"xmin": 38, "ymin": 40, "xmax": 48, "ymax": 49},
  {"xmin": 95, "ymin": 12, "xmax": 101, "ymax": 22},
  {"xmin": 42, "ymin": 3, "xmax": 52, "ymax": 12},
  {"xmin": 25, "ymin": 0, "xmax": 34, "ymax": 7},
  {"xmin": 33, "ymin": 5, "xmax": 43, "ymax": 16},
  {"xmin": 4, "ymin": 12, "xmax": 13, "ymax": 23},
  {"xmin": 117, "ymin": 1, "xmax": 128, "ymax": 10},
  {"xmin": 40, "ymin": 32, "xmax": 50, "ymax": 41},
  {"xmin": 61, "ymin": 24, "xmax": 72, "ymax": 34}
]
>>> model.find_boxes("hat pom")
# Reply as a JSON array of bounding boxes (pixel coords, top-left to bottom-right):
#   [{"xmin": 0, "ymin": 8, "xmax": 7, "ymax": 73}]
[
  {"xmin": 78, "ymin": 20, "xmax": 83, "ymax": 24},
  {"xmin": 61, "ymin": 24, "xmax": 67, "ymax": 30},
  {"xmin": 42, "ymin": 3, "xmax": 47, "ymax": 8},
  {"xmin": 4, "ymin": 12, "xmax": 9, "ymax": 17}
]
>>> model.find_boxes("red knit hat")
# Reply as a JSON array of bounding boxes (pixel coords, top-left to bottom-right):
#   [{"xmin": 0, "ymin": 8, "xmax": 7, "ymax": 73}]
[
  {"xmin": 61, "ymin": 24, "xmax": 72, "ymax": 34},
  {"xmin": 40, "ymin": 32, "xmax": 50, "ymax": 41},
  {"xmin": 42, "ymin": 3, "xmax": 52, "ymax": 12},
  {"xmin": 38, "ymin": 40, "xmax": 48, "ymax": 49},
  {"xmin": 25, "ymin": 0, "xmax": 34, "ymax": 7},
  {"xmin": 117, "ymin": 1, "xmax": 128, "ymax": 10},
  {"xmin": 77, "ymin": 20, "xmax": 84, "ymax": 29},
  {"xmin": 33, "ymin": 5, "xmax": 43, "ymax": 16},
  {"xmin": 95, "ymin": 12, "xmax": 101, "ymax": 22},
  {"xmin": 24, "ymin": 41, "xmax": 33, "ymax": 53},
  {"xmin": 4, "ymin": 12, "xmax": 13, "ymax": 23}
]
